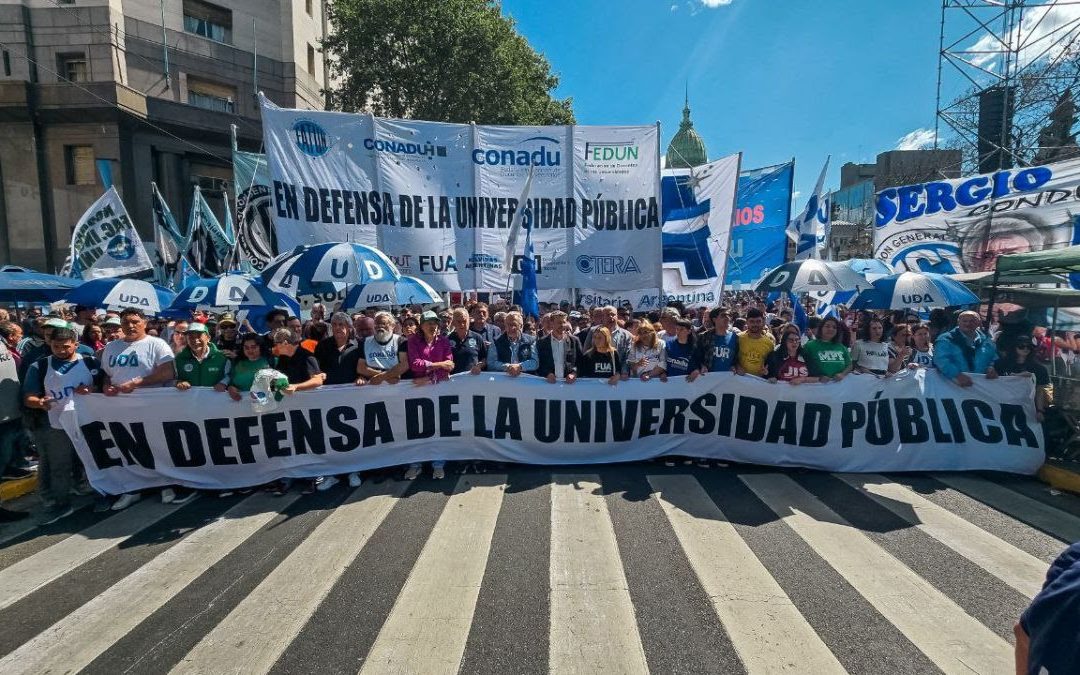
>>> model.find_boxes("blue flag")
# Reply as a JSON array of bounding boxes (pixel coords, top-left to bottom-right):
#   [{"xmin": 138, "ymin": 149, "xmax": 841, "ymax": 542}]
[{"xmin": 516, "ymin": 218, "xmax": 540, "ymax": 320}]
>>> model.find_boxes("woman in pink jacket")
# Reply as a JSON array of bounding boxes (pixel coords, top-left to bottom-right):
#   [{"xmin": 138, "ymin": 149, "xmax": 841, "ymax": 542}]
[{"xmin": 404, "ymin": 310, "xmax": 454, "ymax": 479}]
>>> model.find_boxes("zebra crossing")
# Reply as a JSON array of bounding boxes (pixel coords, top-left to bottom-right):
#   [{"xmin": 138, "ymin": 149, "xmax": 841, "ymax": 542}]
[{"xmin": 0, "ymin": 465, "xmax": 1076, "ymax": 674}]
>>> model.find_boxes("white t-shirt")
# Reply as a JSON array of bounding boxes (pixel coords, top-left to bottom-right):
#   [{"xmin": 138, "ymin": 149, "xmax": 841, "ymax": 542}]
[
  {"xmin": 101, "ymin": 335, "xmax": 175, "ymax": 386},
  {"xmin": 363, "ymin": 335, "xmax": 402, "ymax": 371},
  {"xmin": 629, "ymin": 343, "xmax": 666, "ymax": 374},
  {"xmin": 852, "ymin": 339, "xmax": 890, "ymax": 374},
  {"xmin": 43, "ymin": 356, "xmax": 98, "ymax": 429}
]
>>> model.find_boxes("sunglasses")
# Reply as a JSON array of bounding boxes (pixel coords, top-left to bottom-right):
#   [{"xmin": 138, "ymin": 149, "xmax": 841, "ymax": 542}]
[{"xmin": 1016, "ymin": 344, "xmax": 1032, "ymax": 350}]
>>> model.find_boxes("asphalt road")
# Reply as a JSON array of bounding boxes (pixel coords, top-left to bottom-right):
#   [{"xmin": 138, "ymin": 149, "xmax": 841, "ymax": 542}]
[{"xmin": 0, "ymin": 462, "xmax": 1077, "ymax": 674}]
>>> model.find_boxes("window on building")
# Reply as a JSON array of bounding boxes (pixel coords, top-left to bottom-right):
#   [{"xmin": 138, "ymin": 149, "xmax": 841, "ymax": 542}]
[
  {"xmin": 2, "ymin": 50, "xmax": 10, "ymax": 77},
  {"xmin": 307, "ymin": 44, "xmax": 316, "ymax": 75},
  {"xmin": 64, "ymin": 146, "xmax": 96, "ymax": 186},
  {"xmin": 306, "ymin": 0, "xmax": 313, "ymax": 16},
  {"xmin": 57, "ymin": 53, "xmax": 88, "ymax": 83},
  {"xmin": 183, "ymin": 0, "xmax": 232, "ymax": 44},
  {"xmin": 186, "ymin": 76, "xmax": 236, "ymax": 113}
]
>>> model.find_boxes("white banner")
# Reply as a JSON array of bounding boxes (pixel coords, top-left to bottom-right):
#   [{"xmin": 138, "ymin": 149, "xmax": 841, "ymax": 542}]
[
  {"xmin": 581, "ymin": 153, "xmax": 741, "ymax": 310},
  {"xmin": 68, "ymin": 187, "xmax": 153, "ymax": 280},
  {"xmin": 260, "ymin": 97, "xmax": 662, "ymax": 291},
  {"xmin": 66, "ymin": 370, "xmax": 1043, "ymax": 494},
  {"xmin": 874, "ymin": 157, "xmax": 1080, "ymax": 274}
]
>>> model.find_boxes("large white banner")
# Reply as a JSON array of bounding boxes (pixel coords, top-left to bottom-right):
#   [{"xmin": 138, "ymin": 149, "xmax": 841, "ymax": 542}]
[
  {"xmin": 261, "ymin": 98, "xmax": 662, "ymax": 292},
  {"xmin": 66, "ymin": 371, "xmax": 1043, "ymax": 494},
  {"xmin": 581, "ymin": 153, "xmax": 741, "ymax": 310},
  {"xmin": 68, "ymin": 187, "xmax": 153, "ymax": 280},
  {"xmin": 874, "ymin": 157, "xmax": 1080, "ymax": 274}
]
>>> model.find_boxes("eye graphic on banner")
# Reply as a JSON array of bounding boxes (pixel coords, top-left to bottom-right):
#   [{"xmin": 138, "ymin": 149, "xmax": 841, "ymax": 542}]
[{"xmin": 106, "ymin": 236, "xmax": 136, "ymax": 261}]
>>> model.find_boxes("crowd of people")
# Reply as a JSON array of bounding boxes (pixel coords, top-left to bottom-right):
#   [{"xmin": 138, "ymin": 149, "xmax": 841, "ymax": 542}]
[{"xmin": 0, "ymin": 295, "xmax": 1059, "ymax": 525}]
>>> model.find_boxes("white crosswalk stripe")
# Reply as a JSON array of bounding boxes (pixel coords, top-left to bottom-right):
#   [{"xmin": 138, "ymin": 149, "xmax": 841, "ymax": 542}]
[{"xmin": 0, "ymin": 470, "xmax": 1074, "ymax": 675}]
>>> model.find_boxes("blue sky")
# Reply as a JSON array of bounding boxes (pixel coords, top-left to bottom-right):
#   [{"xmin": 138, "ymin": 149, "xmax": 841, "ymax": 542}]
[{"xmin": 501, "ymin": 0, "xmax": 946, "ymax": 200}]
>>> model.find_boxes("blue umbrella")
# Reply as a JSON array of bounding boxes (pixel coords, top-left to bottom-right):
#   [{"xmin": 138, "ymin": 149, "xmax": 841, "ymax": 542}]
[
  {"xmin": 849, "ymin": 271, "xmax": 979, "ymax": 311},
  {"xmin": 0, "ymin": 271, "xmax": 79, "ymax": 303},
  {"xmin": 168, "ymin": 275, "xmax": 300, "ymax": 317},
  {"xmin": 61, "ymin": 278, "xmax": 176, "ymax": 315},
  {"xmin": 845, "ymin": 258, "xmax": 893, "ymax": 278},
  {"xmin": 261, "ymin": 243, "xmax": 401, "ymax": 295},
  {"xmin": 342, "ymin": 276, "xmax": 442, "ymax": 310}
]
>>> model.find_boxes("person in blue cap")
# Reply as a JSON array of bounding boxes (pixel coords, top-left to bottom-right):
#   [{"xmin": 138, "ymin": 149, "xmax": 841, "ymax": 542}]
[{"xmin": 1015, "ymin": 542, "xmax": 1080, "ymax": 674}]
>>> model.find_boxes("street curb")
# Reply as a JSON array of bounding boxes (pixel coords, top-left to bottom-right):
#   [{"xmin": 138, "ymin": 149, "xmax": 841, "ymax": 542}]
[
  {"xmin": 1038, "ymin": 462, "xmax": 1080, "ymax": 496},
  {"xmin": 0, "ymin": 475, "xmax": 36, "ymax": 502}
]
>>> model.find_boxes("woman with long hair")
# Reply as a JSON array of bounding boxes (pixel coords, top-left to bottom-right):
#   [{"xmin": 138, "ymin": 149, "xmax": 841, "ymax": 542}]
[
  {"xmin": 887, "ymin": 324, "xmax": 913, "ymax": 374},
  {"xmin": 766, "ymin": 330, "xmax": 813, "ymax": 384},
  {"xmin": 803, "ymin": 316, "xmax": 852, "ymax": 382},
  {"xmin": 579, "ymin": 326, "xmax": 622, "ymax": 386},
  {"xmin": 628, "ymin": 322, "xmax": 666, "ymax": 382},
  {"xmin": 81, "ymin": 323, "xmax": 106, "ymax": 354},
  {"xmin": 852, "ymin": 317, "xmax": 889, "ymax": 375}
]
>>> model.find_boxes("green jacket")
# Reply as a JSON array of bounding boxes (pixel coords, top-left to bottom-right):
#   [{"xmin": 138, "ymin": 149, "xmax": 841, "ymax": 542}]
[{"xmin": 175, "ymin": 343, "xmax": 229, "ymax": 387}]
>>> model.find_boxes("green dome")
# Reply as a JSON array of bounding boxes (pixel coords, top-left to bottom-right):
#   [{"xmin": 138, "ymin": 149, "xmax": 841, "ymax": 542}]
[{"xmin": 666, "ymin": 94, "xmax": 707, "ymax": 168}]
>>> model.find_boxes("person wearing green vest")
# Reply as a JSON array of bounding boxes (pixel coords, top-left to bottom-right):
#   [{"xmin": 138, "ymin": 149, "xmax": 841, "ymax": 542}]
[
  {"xmin": 225, "ymin": 333, "xmax": 272, "ymax": 400},
  {"xmin": 803, "ymin": 316, "xmax": 853, "ymax": 382},
  {"xmin": 174, "ymin": 323, "xmax": 229, "ymax": 391}
]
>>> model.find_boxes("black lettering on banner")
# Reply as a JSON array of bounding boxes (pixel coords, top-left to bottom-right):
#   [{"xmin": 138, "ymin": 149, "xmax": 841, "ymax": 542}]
[
  {"xmin": 262, "ymin": 412, "xmax": 291, "ymax": 458},
  {"xmin": 734, "ymin": 397, "xmax": 767, "ymax": 441},
  {"xmin": 866, "ymin": 395, "xmax": 894, "ymax": 446},
  {"xmin": 535, "ymin": 401, "xmax": 561, "ymax": 444},
  {"xmin": 233, "ymin": 416, "xmax": 260, "ymax": 463},
  {"xmin": 638, "ymin": 399, "xmax": 661, "ymax": 438},
  {"xmin": 593, "ymin": 398, "xmax": 608, "ymax": 442},
  {"xmin": 494, "ymin": 397, "xmax": 522, "ymax": 440},
  {"xmin": 800, "ymin": 404, "xmax": 830, "ymax": 447},
  {"xmin": 926, "ymin": 399, "xmax": 953, "ymax": 443},
  {"xmin": 110, "ymin": 422, "xmax": 155, "ymax": 469},
  {"xmin": 610, "ymin": 400, "xmax": 639, "ymax": 442},
  {"xmin": 564, "ymin": 400, "xmax": 591, "ymax": 442},
  {"xmin": 163, "ymin": 421, "xmax": 206, "ymax": 468},
  {"xmin": 290, "ymin": 409, "xmax": 327, "ymax": 455},
  {"xmin": 717, "ymin": 393, "xmax": 735, "ymax": 437},
  {"xmin": 962, "ymin": 399, "xmax": 1003, "ymax": 444},
  {"xmin": 363, "ymin": 402, "xmax": 394, "ymax": 447},
  {"xmin": 80, "ymin": 421, "xmax": 123, "ymax": 469},
  {"xmin": 841, "ymin": 402, "xmax": 866, "ymax": 448},
  {"xmin": 327, "ymin": 406, "xmax": 362, "ymax": 452},
  {"xmin": 765, "ymin": 401, "xmax": 798, "ymax": 445},
  {"xmin": 406, "ymin": 399, "xmax": 436, "ymax": 440},
  {"xmin": 659, "ymin": 398, "xmax": 690, "ymax": 435},
  {"xmin": 439, "ymin": 396, "xmax": 461, "ymax": 438},
  {"xmin": 472, "ymin": 395, "xmax": 494, "ymax": 439},
  {"xmin": 1000, "ymin": 404, "xmax": 1040, "ymax": 448},
  {"xmin": 688, "ymin": 394, "xmax": 716, "ymax": 434},
  {"xmin": 941, "ymin": 399, "xmax": 967, "ymax": 443},
  {"xmin": 205, "ymin": 417, "xmax": 238, "ymax": 465},
  {"xmin": 894, "ymin": 399, "xmax": 929, "ymax": 444}
]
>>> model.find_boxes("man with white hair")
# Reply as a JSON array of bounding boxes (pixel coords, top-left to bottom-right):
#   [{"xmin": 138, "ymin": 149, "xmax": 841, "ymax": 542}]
[
  {"xmin": 657, "ymin": 307, "xmax": 681, "ymax": 339},
  {"xmin": 447, "ymin": 308, "xmax": 487, "ymax": 374},
  {"xmin": 487, "ymin": 311, "xmax": 537, "ymax": 375}
]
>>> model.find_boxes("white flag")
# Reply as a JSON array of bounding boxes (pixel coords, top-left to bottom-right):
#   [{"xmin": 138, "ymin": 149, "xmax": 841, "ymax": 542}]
[
  {"xmin": 789, "ymin": 157, "xmax": 830, "ymax": 261},
  {"xmin": 68, "ymin": 187, "xmax": 153, "ymax": 280}
]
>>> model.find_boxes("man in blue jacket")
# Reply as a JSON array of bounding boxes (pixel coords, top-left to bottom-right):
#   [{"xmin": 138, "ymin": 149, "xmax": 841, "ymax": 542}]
[{"xmin": 933, "ymin": 310, "xmax": 998, "ymax": 387}]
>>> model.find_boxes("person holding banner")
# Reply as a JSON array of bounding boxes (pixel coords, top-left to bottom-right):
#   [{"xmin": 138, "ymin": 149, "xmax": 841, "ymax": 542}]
[
  {"xmin": 735, "ymin": 308, "xmax": 775, "ymax": 377},
  {"xmin": 627, "ymin": 322, "xmax": 666, "ymax": 382},
  {"xmin": 934, "ymin": 311, "xmax": 999, "ymax": 388},
  {"xmin": 447, "ymin": 308, "xmax": 488, "ymax": 376},
  {"xmin": 174, "ymin": 323, "xmax": 229, "ymax": 391},
  {"xmin": 852, "ymin": 318, "xmax": 890, "ymax": 376},
  {"xmin": 225, "ymin": 334, "xmax": 273, "ymax": 401},
  {"xmin": 664, "ymin": 319, "xmax": 697, "ymax": 378},
  {"xmin": 766, "ymin": 331, "xmax": 813, "ymax": 384},
  {"xmin": 487, "ymin": 312, "xmax": 537, "ymax": 377},
  {"xmin": 536, "ymin": 311, "xmax": 581, "ymax": 384},
  {"xmin": 405, "ymin": 311, "xmax": 454, "ymax": 480},
  {"xmin": 688, "ymin": 308, "xmax": 739, "ymax": 382},
  {"xmin": 22, "ymin": 328, "xmax": 102, "ymax": 524},
  {"xmin": 578, "ymin": 327, "xmax": 622, "ymax": 386},
  {"xmin": 910, "ymin": 325, "xmax": 935, "ymax": 369},
  {"xmin": 803, "ymin": 316, "xmax": 853, "ymax": 383}
]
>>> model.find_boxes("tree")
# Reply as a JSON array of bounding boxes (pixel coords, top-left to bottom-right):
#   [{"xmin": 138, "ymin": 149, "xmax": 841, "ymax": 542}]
[{"xmin": 322, "ymin": 0, "xmax": 575, "ymax": 125}]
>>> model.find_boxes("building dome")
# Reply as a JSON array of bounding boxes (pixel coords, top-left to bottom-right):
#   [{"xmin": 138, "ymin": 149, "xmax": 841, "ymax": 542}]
[{"xmin": 666, "ymin": 93, "xmax": 707, "ymax": 168}]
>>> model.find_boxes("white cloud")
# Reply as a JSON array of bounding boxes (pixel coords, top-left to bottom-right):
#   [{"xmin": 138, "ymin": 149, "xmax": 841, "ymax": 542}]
[
  {"xmin": 895, "ymin": 127, "xmax": 938, "ymax": 151},
  {"xmin": 968, "ymin": 4, "xmax": 1080, "ymax": 70},
  {"xmin": 699, "ymin": 0, "xmax": 736, "ymax": 5}
]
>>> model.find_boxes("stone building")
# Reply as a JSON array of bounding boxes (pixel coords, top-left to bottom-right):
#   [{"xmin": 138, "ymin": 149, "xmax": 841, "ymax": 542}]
[{"xmin": 0, "ymin": 0, "xmax": 329, "ymax": 270}]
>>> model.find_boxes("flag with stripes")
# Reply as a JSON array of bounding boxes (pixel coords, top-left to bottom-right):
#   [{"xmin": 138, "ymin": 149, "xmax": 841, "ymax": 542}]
[{"xmin": 0, "ymin": 466, "xmax": 1071, "ymax": 674}]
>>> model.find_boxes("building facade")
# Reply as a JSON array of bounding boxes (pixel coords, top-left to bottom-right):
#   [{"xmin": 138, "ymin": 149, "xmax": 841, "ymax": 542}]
[{"xmin": 0, "ymin": 0, "xmax": 329, "ymax": 270}]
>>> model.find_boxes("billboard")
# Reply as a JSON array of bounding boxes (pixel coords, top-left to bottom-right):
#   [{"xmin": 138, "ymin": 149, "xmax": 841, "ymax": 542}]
[{"xmin": 873, "ymin": 158, "xmax": 1080, "ymax": 274}]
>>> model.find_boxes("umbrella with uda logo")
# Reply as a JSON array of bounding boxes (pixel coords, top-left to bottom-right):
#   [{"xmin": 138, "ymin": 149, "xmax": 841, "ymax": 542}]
[
  {"xmin": 755, "ymin": 259, "xmax": 873, "ymax": 294},
  {"xmin": 60, "ymin": 278, "xmax": 176, "ymax": 315},
  {"xmin": 848, "ymin": 271, "xmax": 979, "ymax": 311},
  {"xmin": 167, "ymin": 274, "xmax": 300, "ymax": 317},
  {"xmin": 261, "ymin": 243, "xmax": 401, "ymax": 296}
]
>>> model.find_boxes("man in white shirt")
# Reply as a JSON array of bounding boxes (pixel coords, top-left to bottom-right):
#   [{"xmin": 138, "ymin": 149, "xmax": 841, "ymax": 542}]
[{"xmin": 100, "ymin": 308, "xmax": 178, "ymax": 509}]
